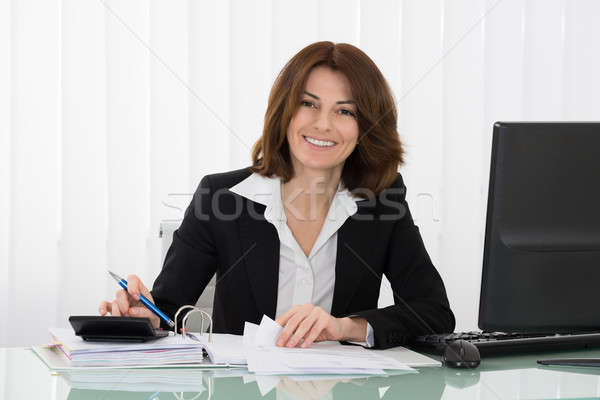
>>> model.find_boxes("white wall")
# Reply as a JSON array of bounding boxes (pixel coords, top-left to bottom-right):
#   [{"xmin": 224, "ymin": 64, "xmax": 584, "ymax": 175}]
[{"xmin": 0, "ymin": 0, "xmax": 599, "ymax": 347}]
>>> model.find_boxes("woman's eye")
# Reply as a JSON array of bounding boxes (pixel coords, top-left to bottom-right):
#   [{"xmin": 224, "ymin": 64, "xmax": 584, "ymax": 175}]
[
  {"xmin": 301, "ymin": 100, "xmax": 315, "ymax": 108},
  {"xmin": 339, "ymin": 109, "xmax": 356, "ymax": 118}
]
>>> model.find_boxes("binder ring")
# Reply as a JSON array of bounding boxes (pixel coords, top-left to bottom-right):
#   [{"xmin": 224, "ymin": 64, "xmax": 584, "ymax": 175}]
[{"xmin": 174, "ymin": 305, "xmax": 213, "ymax": 343}]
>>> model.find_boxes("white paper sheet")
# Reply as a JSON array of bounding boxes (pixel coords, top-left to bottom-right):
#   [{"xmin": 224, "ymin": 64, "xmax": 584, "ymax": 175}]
[
  {"xmin": 253, "ymin": 314, "xmax": 283, "ymax": 347},
  {"xmin": 243, "ymin": 321, "xmax": 258, "ymax": 346},
  {"xmin": 243, "ymin": 315, "xmax": 415, "ymax": 376}
]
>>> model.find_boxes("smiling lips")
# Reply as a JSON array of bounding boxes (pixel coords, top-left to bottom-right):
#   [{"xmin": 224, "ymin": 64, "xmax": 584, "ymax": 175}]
[{"xmin": 303, "ymin": 135, "xmax": 337, "ymax": 148}]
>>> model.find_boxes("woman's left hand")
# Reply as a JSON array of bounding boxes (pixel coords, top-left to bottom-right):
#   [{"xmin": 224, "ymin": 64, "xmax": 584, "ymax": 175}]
[
  {"xmin": 275, "ymin": 303, "xmax": 343, "ymax": 348},
  {"xmin": 275, "ymin": 303, "xmax": 366, "ymax": 348}
]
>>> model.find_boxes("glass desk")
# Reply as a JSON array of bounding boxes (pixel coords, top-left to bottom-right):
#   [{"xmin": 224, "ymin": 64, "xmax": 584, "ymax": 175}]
[{"xmin": 4, "ymin": 346, "xmax": 600, "ymax": 399}]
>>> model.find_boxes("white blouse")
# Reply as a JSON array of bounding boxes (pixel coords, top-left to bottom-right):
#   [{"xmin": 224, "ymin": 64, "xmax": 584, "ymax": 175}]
[{"xmin": 229, "ymin": 173, "xmax": 374, "ymax": 346}]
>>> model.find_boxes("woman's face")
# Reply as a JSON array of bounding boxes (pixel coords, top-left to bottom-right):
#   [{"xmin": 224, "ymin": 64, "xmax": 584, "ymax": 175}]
[{"xmin": 286, "ymin": 66, "xmax": 359, "ymax": 176}]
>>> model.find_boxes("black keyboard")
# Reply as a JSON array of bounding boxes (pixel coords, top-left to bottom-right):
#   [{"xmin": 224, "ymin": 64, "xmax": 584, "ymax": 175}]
[{"xmin": 411, "ymin": 331, "xmax": 600, "ymax": 357}]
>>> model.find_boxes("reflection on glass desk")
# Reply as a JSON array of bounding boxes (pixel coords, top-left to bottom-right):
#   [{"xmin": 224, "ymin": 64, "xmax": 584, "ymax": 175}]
[{"xmin": 4, "ymin": 347, "xmax": 600, "ymax": 399}]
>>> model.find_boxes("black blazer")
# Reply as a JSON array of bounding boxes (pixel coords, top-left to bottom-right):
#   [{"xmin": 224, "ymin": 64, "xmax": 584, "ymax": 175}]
[{"xmin": 151, "ymin": 167, "xmax": 455, "ymax": 349}]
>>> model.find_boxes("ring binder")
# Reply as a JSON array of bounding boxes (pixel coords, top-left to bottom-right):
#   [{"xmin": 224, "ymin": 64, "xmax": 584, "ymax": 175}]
[{"xmin": 174, "ymin": 305, "xmax": 213, "ymax": 343}]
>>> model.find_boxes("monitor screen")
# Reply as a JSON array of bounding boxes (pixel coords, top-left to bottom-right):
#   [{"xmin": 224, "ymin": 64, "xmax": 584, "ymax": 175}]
[{"xmin": 479, "ymin": 122, "xmax": 600, "ymax": 333}]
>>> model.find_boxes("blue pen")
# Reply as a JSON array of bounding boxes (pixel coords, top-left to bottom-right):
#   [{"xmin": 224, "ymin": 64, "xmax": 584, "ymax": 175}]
[{"xmin": 108, "ymin": 270, "xmax": 175, "ymax": 328}]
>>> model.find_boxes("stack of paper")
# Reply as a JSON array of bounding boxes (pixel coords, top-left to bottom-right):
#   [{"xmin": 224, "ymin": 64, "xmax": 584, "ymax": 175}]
[
  {"xmin": 242, "ymin": 316, "xmax": 417, "ymax": 375},
  {"xmin": 39, "ymin": 316, "xmax": 438, "ymax": 374},
  {"xmin": 47, "ymin": 328, "xmax": 245, "ymax": 367}
]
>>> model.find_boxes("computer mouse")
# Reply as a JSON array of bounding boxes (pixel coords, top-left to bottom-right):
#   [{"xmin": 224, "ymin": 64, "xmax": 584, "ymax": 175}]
[{"xmin": 442, "ymin": 339, "xmax": 481, "ymax": 368}]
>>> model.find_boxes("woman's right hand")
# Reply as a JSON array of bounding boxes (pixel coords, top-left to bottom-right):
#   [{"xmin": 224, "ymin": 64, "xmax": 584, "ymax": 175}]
[{"xmin": 98, "ymin": 274, "xmax": 161, "ymax": 329}]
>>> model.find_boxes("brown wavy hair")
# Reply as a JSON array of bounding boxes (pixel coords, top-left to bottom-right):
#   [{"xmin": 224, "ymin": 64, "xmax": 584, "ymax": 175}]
[{"xmin": 251, "ymin": 41, "xmax": 403, "ymax": 196}]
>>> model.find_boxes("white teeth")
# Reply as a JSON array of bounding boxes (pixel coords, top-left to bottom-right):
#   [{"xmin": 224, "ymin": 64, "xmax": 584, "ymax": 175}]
[{"xmin": 304, "ymin": 136, "xmax": 335, "ymax": 147}]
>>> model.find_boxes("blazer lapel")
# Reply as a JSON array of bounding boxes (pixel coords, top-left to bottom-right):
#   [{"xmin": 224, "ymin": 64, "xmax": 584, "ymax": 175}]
[
  {"xmin": 331, "ymin": 202, "xmax": 378, "ymax": 316},
  {"xmin": 238, "ymin": 202, "xmax": 280, "ymax": 319}
]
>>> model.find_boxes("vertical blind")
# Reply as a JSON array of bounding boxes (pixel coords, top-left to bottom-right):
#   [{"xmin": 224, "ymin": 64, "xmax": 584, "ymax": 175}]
[{"xmin": 1, "ymin": 0, "xmax": 599, "ymax": 347}]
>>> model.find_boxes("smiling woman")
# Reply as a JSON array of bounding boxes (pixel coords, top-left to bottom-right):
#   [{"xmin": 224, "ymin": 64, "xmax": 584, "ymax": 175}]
[
  {"xmin": 252, "ymin": 41, "xmax": 403, "ymax": 196},
  {"xmin": 99, "ymin": 41, "xmax": 455, "ymax": 350}
]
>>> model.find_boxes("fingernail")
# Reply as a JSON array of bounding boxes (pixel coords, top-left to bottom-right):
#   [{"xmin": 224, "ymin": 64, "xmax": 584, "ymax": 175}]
[{"xmin": 130, "ymin": 308, "xmax": 136, "ymax": 315}]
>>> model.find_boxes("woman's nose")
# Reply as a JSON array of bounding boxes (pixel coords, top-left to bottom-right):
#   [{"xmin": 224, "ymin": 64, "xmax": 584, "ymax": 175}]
[{"xmin": 313, "ymin": 109, "xmax": 332, "ymax": 132}]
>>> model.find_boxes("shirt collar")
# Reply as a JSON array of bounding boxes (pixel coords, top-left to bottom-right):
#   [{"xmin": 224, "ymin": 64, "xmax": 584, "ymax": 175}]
[
  {"xmin": 229, "ymin": 172, "xmax": 361, "ymax": 219},
  {"xmin": 228, "ymin": 172, "xmax": 276, "ymax": 208}
]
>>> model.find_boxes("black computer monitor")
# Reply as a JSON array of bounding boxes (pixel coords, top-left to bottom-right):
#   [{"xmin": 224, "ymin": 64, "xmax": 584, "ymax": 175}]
[{"xmin": 479, "ymin": 122, "xmax": 600, "ymax": 333}]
